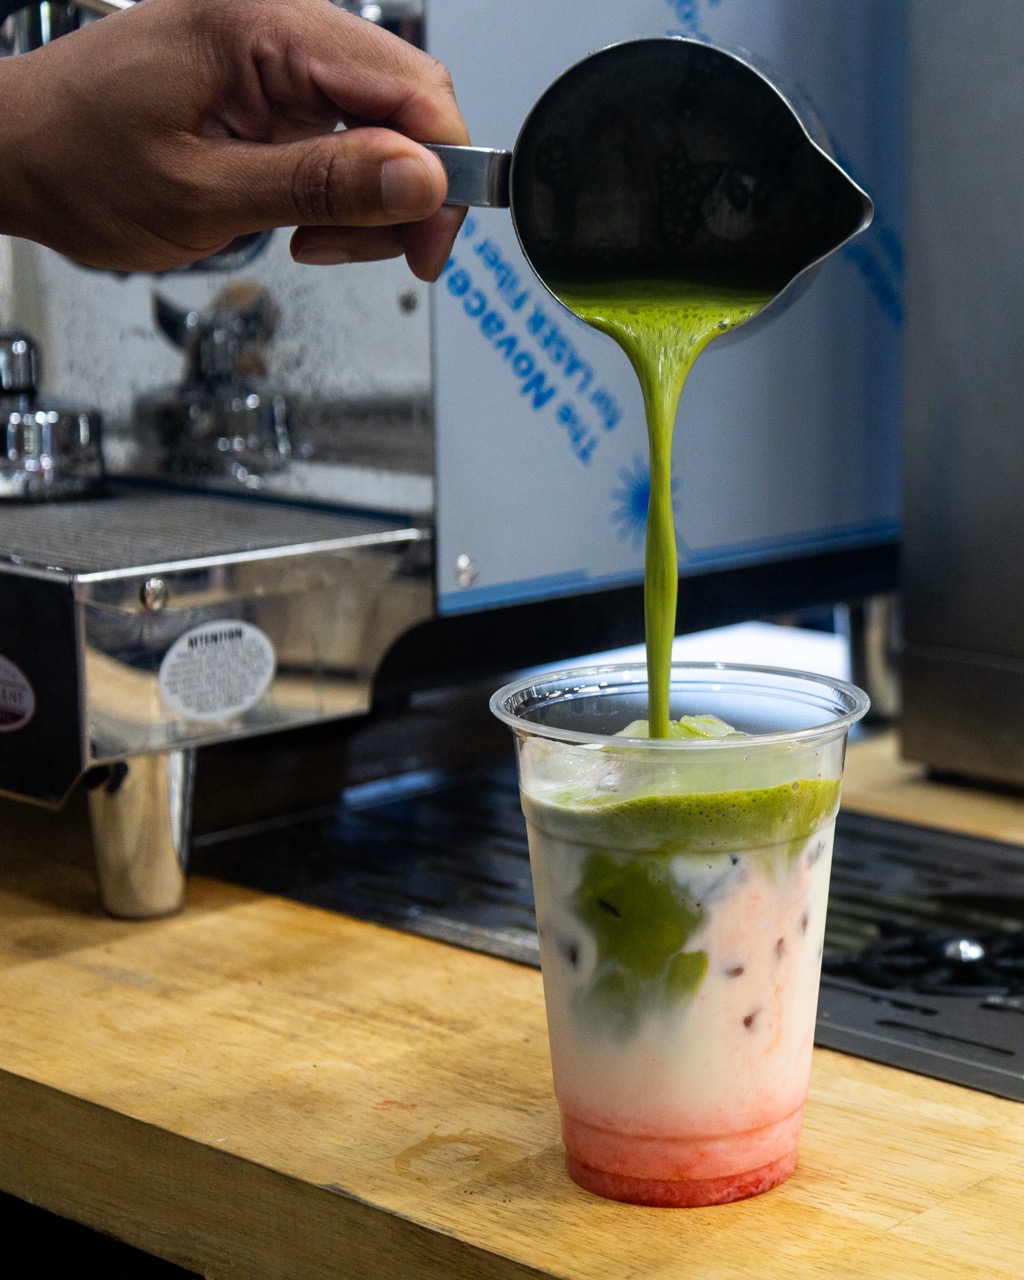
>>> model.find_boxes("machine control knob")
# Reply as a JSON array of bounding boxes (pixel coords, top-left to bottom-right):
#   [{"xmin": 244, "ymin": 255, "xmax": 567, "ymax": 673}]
[
  {"xmin": 0, "ymin": 329, "xmax": 105, "ymax": 501},
  {"xmin": 0, "ymin": 330, "xmax": 41, "ymax": 397}
]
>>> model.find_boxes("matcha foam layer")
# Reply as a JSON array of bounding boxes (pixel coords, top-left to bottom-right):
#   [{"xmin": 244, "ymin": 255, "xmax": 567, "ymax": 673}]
[{"xmin": 523, "ymin": 778, "xmax": 840, "ymax": 855}]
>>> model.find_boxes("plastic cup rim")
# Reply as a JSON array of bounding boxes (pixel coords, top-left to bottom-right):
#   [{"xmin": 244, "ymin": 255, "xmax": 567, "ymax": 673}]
[{"xmin": 489, "ymin": 660, "xmax": 870, "ymax": 751}]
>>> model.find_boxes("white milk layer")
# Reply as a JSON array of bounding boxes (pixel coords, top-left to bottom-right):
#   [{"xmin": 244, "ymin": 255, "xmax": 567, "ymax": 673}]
[{"xmin": 528, "ymin": 821, "xmax": 835, "ymax": 1137}]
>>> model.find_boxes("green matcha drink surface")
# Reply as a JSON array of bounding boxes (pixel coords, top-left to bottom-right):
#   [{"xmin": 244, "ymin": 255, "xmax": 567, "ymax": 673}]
[
  {"xmin": 524, "ymin": 776, "xmax": 840, "ymax": 855},
  {"xmin": 551, "ymin": 278, "xmax": 770, "ymax": 737}
]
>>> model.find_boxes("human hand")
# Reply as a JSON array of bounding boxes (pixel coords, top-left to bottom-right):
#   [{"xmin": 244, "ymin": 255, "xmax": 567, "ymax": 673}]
[{"xmin": 0, "ymin": 0, "xmax": 468, "ymax": 278}]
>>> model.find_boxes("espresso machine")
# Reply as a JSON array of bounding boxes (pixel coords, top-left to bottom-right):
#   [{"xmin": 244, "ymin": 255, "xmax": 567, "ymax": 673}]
[{"xmin": 0, "ymin": 0, "xmax": 903, "ymax": 917}]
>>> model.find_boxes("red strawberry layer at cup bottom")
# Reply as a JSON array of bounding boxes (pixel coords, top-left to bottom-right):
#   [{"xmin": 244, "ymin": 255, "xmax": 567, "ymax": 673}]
[
  {"xmin": 565, "ymin": 1147, "xmax": 799, "ymax": 1207},
  {"xmin": 560, "ymin": 1104, "xmax": 804, "ymax": 1207}
]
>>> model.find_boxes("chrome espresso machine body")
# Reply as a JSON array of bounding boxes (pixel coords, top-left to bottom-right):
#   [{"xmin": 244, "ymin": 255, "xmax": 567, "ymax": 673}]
[{"xmin": 0, "ymin": 0, "xmax": 904, "ymax": 915}]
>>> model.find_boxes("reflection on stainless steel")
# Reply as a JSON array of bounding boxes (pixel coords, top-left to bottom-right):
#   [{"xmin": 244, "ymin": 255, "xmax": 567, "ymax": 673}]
[
  {"xmin": 942, "ymin": 937, "xmax": 987, "ymax": 965},
  {"xmin": 115, "ymin": 389, "xmax": 435, "ymax": 515},
  {"xmin": 86, "ymin": 748, "xmax": 193, "ymax": 918},
  {"xmin": 0, "ymin": 491, "xmax": 432, "ymax": 913},
  {"xmin": 426, "ymin": 145, "xmax": 511, "ymax": 208},
  {"xmin": 68, "ymin": 0, "xmax": 132, "ymax": 13},
  {"xmin": 336, "ymin": 0, "xmax": 424, "ymax": 43},
  {"xmin": 132, "ymin": 286, "xmax": 290, "ymax": 488},
  {"xmin": 1, "ymin": 0, "xmax": 117, "ymax": 56},
  {"xmin": 0, "ymin": 329, "xmax": 104, "ymax": 499}
]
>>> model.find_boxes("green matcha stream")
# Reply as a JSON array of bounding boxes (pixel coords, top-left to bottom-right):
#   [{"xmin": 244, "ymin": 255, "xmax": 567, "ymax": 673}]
[
  {"xmin": 551, "ymin": 279, "xmax": 770, "ymax": 736},
  {"xmin": 529, "ymin": 277, "xmax": 830, "ymax": 1031}
]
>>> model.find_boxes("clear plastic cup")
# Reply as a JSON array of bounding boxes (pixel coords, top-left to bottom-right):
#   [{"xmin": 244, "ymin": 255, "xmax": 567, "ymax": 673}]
[{"xmin": 491, "ymin": 662, "xmax": 869, "ymax": 1207}]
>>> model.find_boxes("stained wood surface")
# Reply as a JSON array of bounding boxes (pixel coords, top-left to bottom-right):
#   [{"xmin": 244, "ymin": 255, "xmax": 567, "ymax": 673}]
[
  {"xmin": 0, "ymin": 732, "xmax": 1021, "ymax": 1279},
  {"xmin": 842, "ymin": 730, "xmax": 1024, "ymax": 843}
]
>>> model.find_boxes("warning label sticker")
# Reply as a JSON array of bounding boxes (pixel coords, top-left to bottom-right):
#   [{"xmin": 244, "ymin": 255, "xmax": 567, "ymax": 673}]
[
  {"xmin": 0, "ymin": 655, "xmax": 35, "ymax": 733},
  {"xmin": 159, "ymin": 621, "xmax": 276, "ymax": 723}
]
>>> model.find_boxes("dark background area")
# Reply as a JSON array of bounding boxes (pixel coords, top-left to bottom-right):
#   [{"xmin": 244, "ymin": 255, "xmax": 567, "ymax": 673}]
[{"xmin": 0, "ymin": 1192, "xmax": 198, "ymax": 1277}]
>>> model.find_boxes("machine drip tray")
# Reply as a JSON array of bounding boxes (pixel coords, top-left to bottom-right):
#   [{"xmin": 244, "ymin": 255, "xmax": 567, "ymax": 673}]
[{"xmin": 191, "ymin": 760, "xmax": 1024, "ymax": 1102}]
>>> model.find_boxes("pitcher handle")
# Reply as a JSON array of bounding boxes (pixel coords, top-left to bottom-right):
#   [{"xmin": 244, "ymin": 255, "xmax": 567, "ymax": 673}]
[{"xmin": 424, "ymin": 144, "xmax": 512, "ymax": 208}]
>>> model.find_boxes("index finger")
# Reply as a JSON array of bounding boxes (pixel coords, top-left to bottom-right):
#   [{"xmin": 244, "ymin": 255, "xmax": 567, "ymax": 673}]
[{"xmin": 254, "ymin": 1, "xmax": 471, "ymax": 147}]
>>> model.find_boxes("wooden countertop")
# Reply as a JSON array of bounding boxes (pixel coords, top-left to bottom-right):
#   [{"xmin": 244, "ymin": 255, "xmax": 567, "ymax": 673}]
[{"xmin": 1, "ymin": 731, "xmax": 1022, "ymax": 1280}]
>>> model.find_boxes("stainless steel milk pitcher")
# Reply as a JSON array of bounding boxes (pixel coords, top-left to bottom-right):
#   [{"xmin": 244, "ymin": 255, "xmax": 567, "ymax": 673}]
[{"xmin": 427, "ymin": 37, "xmax": 873, "ymax": 327}]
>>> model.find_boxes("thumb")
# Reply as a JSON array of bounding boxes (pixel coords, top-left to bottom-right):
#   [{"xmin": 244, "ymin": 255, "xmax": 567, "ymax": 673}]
[{"xmin": 202, "ymin": 127, "xmax": 449, "ymax": 233}]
